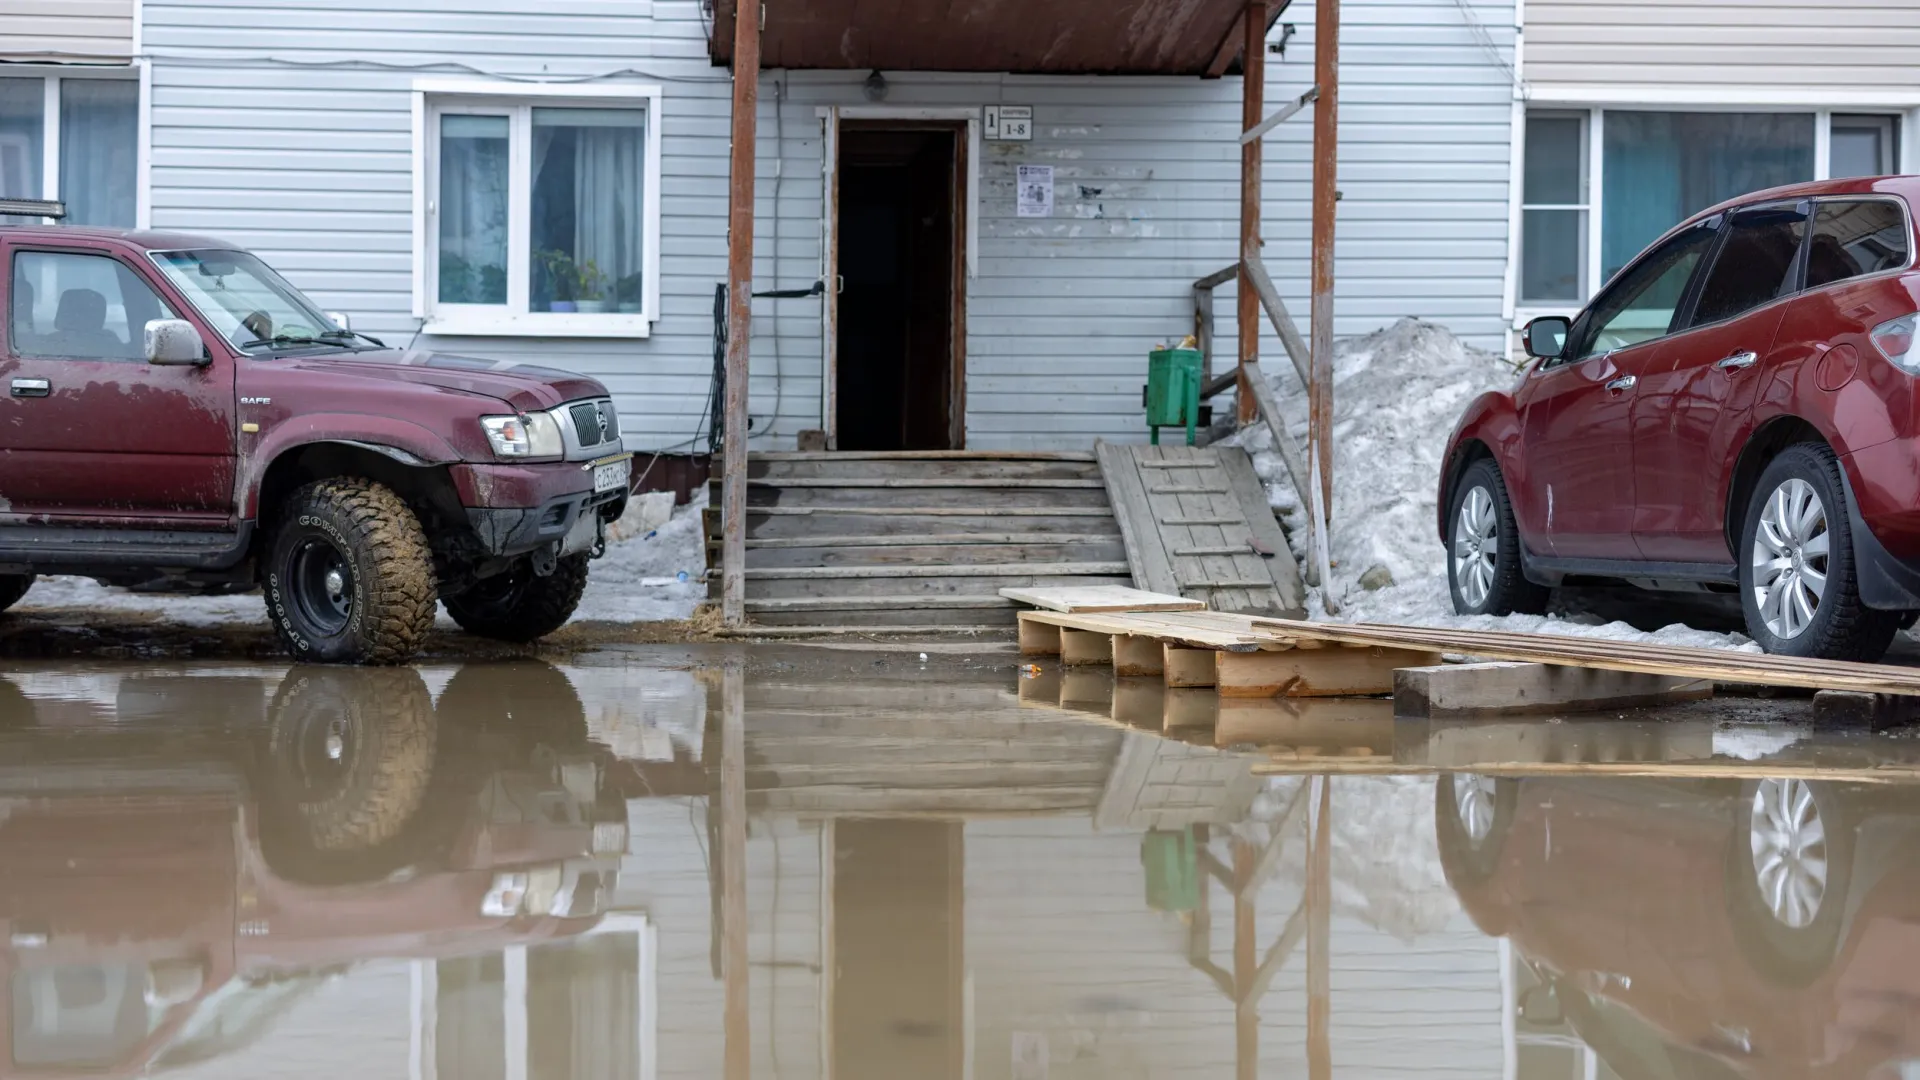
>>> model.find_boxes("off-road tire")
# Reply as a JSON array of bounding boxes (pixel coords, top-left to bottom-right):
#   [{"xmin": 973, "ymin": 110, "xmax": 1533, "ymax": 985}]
[
  {"xmin": 1738, "ymin": 443, "xmax": 1899, "ymax": 661},
  {"xmin": 256, "ymin": 666, "xmax": 438, "ymax": 883},
  {"xmin": 437, "ymin": 659, "xmax": 590, "ymax": 752},
  {"xmin": 1447, "ymin": 458, "xmax": 1549, "ymax": 617},
  {"xmin": 0, "ymin": 574, "xmax": 33, "ymax": 614},
  {"xmin": 445, "ymin": 553, "xmax": 590, "ymax": 643},
  {"xmin": 262, "ymin": 478, "xmax": 437, "ymax": 665}
]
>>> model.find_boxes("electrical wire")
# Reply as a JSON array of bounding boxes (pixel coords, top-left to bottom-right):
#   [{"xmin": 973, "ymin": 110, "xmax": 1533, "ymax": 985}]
[
  {"xmin": 749, "ymin": 73, "xmax": 787, "ymax": 440},
  {"xmin": 1449, "ymin": 0, "xmax": 1524, "ymax": 95},
  {"xmin": 139, "ymin": 50, "xmax": 733, "ymax": 84}
]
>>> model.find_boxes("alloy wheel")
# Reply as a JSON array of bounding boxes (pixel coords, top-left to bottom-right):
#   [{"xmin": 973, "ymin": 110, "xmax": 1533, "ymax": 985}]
[
  {"xmin": 1453, "ymin": 485, "xmax": 1499, "ymax": 608},
  {"xmin": 1749, "ymin": 778, "xmax": 1828, "ymax": 930},
  {"xmin": 1750, "ymin": 478, "xmax": 1829, "ymax": 640},
  {"xmin": 1453, "ymin": 773, "xmax": 1498, "ymax": 846}
]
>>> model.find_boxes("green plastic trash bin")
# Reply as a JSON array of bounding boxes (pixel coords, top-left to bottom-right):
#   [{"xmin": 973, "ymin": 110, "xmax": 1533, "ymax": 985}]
[
  {"xmin": 1145, "ymin": 347, "xmax": 1203, "ymax": 446},
  {"xmin": 1141, "ymin": 825, "xmax": 1200, "ymax": 913}
]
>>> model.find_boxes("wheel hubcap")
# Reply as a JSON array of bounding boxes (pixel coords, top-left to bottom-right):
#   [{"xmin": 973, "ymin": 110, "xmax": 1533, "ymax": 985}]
[
  {"xmin": 1454, "ymin": 773, "xmax": 1498, "ymax": 846},
  {"xmin": 1749, "ymin": 778, "xmax": 1828, "ymax": 929},
  {"xmin": 1453, "ymin": 486, "xmax": 1499, "ymax": 609},
  {"xmin": 290, "ymin": 537, "xmax": 355, "ymax": 636},
  {"xmin": 1751, "ymin": 478, "xmax": 1829, "ymax": 640}
]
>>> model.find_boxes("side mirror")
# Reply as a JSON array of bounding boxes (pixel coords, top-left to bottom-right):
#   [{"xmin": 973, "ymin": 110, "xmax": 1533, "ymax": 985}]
[
  {"xmin": 145, "ymin": 318, "xmax": 206, "ymax": 366},
  {"xmin": 325, "ymin": 311, "xmax": 351, "ymax": 331},
  {"xmin": 1517, "ymin": 983, "xmax": 1565, "ymax": 1028},
  {"xmin": 1522, "ymin": 316, "xmax": 1572, "ymax": 361}
]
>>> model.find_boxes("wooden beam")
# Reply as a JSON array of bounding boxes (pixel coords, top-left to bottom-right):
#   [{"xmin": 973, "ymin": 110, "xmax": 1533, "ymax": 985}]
[
  {"xmin": 1204, "ymin": 20, "xmax": 1244, "ymax": 78},
  {"xmin": 1164, "ymin": 687, "xmax": 1219, "ymax": 728},
  {"xmin": 1234, "ymin": 1, "xmax": 1267, "ymax": 426},
  {"xmin": 1113, "ymin": 678, "xmax": 1168, "ymax": 728},
  {"xmin": 1060, "ymin": 628, "xmax": 1115, "ymax": 666},
  {"xmin": 1215, "ymin": 646, "xmax": 1442, "ymax": 698},
  {"xmin": 719, "ymin": 0, "xmax": 761, "ymax": 627},
  {"xmin": 1114, "ymin": 634, "xmax": 1166, "ymax": 676},
  {"xmin": 1232, "ymin": 839, "xmax": 1258, "ymax": 1080},
  {"xmin": 1306, "ymin": 777, "xmax": 1331, "ymax": 1080},
  {"xmin": 1164, "ymin": 644, "xmax": 1220, "ymax": 688},
  {"xmin": 1240, "ymin": 85, "xmax": 1319, "ymax": 144},
  {"xmin": 1308, "ymin": 0, "xmax": 1340, "ymax": 585},
  {"xmin": 1017, "ymin": 616, "xmax": 1062, "ymax": 656},
  {"xmin": 1241, "ymin": 254, "xmax": 1310, "ymax": 385},
  {"xmin": 720, "ymin": 663, "xmax": 749, "ymax": 1080},
  {"xmin": 1394, "ymin": 661, "xmax": 1712, "ymax": 718}
]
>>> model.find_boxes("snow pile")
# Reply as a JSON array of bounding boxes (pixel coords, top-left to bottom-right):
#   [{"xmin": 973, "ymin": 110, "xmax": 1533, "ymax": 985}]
[
  {"xmin": 1230, "ymin": 317, "xmax": 1756, "ymax": 651},
  {"xmin": 15, "ymin": 490, "xmax": 709, "ymax": 628}
]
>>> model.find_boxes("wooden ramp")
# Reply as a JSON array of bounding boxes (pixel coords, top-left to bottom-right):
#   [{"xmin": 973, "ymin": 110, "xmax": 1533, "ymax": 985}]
[
  {"xmin": 1096, "ymin": 442, "xmax": 1305, "ymax": 618},
  {"xmin": 709, "ymin": 451, "xmax": 1132, "ymax": 629}
]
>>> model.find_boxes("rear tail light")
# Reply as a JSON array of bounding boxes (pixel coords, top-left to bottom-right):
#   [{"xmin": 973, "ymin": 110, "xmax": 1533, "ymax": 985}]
[{"xmin": 1871, "ymin": 313, "xmax": 1920, "ymax": 373}]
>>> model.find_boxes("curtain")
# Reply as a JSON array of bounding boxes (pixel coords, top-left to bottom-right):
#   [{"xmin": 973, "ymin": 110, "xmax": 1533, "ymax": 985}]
[
  {"xmin": 574, "ymin": 122, "xmax": 645, "ymax": 309},
  {"xmin": 0, "ymin": 78, "xmax": 42, "ymax": 206},
  {"xmin": 530, "ymin": 108, "xmax": 646, "ymax": 310},
  {"xmin": 438, "ymin": 114, "xmax": 510, "ymax": 304},
  {"xmin": 59, "ymin": 79, "xmax": 137, "ymax": 227}
]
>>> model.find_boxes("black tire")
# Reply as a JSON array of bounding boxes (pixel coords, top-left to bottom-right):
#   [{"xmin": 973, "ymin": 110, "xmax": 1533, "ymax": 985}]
[
  {"xmin": 1726, "ymin": 778, "xmax": 1852, "ymax": 986},
  {"xmin": 0, "ymin": 573, "xmax": 33, "ymax": 614},
  {"xmin": 256, "ymin": 666, "xmax": 438, "ymax": 883},
  {"xmin": 436, "ymin": 659, "xmax": 590, "ymax": 753},
  {"xmin": 1738, "ymin": 443, "xmax": 1899, "ymax": 661},
  {"xmin": 1447, "ymin": 459, "xmax": 1548, "ymax": 616},
  {"xmin": 444, "ymin": 554, "xmax": 589, "ymax": 643},
  {"xmin": 1434, "ymin": 773, "xmax": 1516, "ymax": 888},
  {"xmin": 262, "ymin": 478, "xmax": 438, "ymax": 665}
]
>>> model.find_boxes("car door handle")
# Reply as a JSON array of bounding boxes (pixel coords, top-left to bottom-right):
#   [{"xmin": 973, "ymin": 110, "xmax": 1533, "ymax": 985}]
[
  {"xmin": 1605, "ymin": 375, "xmax": 1637, "ymax": 392},
  {"xmin": 9, "ymin": 377, "xmax": 49, "ymax": 398},
  {"xmin": 1715, "ymin": 351, "xmax": 1759, "ymax": 371}
]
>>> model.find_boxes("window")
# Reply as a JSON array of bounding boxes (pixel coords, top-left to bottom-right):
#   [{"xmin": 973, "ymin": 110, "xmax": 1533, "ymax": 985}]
[
  {"xmin": 1521, "ymin": 112, "xmax": 1588, "ymax": 303},
  {"xmin": 1688, "ymin": 203, "xmax": 1807, "ymax": 327},
  {"xmin": 1571, "ymin": 221, "xmax": 1718, "ymax": 360},
  {"xmin": 417, "ymin": 83, "xmax": 662, "ymax": 336},
  {"xmin": 10, "ymin": 250, "xmax": 178, "ymax": 361},
  {"xmin": 1805, "ymin": 199, "xmax": 1910, "ymax": 289},
  {"xmin": 0, "ymin": 75, "xmax": 138, "ymax": 227},
  {"xmin": 1831, "ymin": 115, "xmax": 1899, "ymax": 180}
]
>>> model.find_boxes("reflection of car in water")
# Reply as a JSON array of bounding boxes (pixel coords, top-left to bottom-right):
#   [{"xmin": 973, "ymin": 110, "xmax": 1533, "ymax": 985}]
[
  {"xmin": 1437, "ymin": 773, "xmax": 1920, "ymax": 1080},
  {"xmin": 0, "ymin": 661, "xmax": 628, "ymax": 1077}
]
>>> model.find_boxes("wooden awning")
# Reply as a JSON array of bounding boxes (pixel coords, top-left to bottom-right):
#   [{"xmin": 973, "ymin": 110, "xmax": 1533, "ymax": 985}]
[{"xmin": 709, "ymin": 0, "xmax": 1291, "ymax": 77}]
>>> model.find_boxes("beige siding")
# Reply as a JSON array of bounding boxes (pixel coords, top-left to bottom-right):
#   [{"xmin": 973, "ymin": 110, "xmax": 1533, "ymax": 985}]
[
  {"xmin": 1525, "ymin": 0, "xmax": 1920, "ymax": 89},
  {"xmin": 0, "ymin": 0, "xmax": 134, "ymax": 63}
]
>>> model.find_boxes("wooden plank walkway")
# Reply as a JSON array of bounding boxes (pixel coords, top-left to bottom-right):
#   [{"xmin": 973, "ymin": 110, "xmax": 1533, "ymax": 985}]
[
  {"xmin": 1095, "ymin": 442, "xmax": 1305, "ymax": 618},
  {"xmin": 1015, "ymin": 606, "xmax": 1920, "ymax": 698}
]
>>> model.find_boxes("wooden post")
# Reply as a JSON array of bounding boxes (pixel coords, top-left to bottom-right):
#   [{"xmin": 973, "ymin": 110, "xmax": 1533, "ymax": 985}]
[
  {"xmin": 721, "ymin": 662, "xmax": 750, "ymax": 1080},
  {"xmin": 1234, "ymin": 1, "xmax": 1267, "ymax": 425},
  {"xmin": 1308, "ymin": 0, "xmax": 1339, "ymax": 572},
  {"xmin": 1306, "ymin": 776, "xmax": 1331, "ymax": 1080},
  {"xmin": 1232, "ymin": 837, "xmax": 1258, "ymax": 1080},
  {"xmin": 720, "ymin": 0, "xmax": 761, "ymax": 627}
]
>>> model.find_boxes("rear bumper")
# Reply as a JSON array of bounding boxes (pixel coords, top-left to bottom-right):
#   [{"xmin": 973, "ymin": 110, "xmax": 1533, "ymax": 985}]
[{"xmin": 452, "ymin": 461, "xmax": 628, "ymax": 558}]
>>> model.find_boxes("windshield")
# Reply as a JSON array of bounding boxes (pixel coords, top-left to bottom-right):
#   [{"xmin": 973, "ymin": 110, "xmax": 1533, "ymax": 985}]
[{"xmin": 147, "ymin": 249, "xmax": 347, "ymax": 353}]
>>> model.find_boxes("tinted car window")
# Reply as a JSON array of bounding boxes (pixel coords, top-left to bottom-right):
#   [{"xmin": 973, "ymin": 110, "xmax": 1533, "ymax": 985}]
[
  {"xmin": 9, "ymin": 250, "xmax": 176, "ymax": 362},
  {"xmin": 1805, "ymin": 199, "xmax": 1909, "ymax": 288},
  {"xmin": 1569, "ymin": 221, "xmax": 1718, "ymax": 361},
  {"xmin": 1688, "ymin": 204, "xmax": 1807, "ymax": 327}
]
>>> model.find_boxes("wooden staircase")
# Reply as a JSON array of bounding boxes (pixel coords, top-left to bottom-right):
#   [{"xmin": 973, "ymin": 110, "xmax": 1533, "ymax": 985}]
[{"xmin": 707, "ymin": 451, "xmax": 1133, "ymax": 629}]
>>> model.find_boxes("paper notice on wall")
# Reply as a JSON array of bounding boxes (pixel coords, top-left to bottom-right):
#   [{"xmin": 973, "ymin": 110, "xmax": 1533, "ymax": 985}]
[{"xmin": 1017, "ymin": 164, "xmax": 1054, "ymax": 218}]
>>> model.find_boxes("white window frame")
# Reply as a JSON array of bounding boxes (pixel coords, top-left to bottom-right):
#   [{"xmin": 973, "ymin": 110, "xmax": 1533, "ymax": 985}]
[
  {"xmin": 1516, "ymin": 110, "xmax": 1589, "ymax": 309},
  {"xmin": 1508, "ymin": 95, "xmax": 1913, "ymax": 329},
  {"xmin": 0, "ymin": 65, "xmax": 148, "ymax": 229},
  {"xmin": 411, "ymin": 78, "xmax": 663, "ymax": 339}
]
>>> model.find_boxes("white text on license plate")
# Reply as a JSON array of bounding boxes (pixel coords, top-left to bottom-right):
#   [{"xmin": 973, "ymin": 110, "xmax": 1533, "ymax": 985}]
[{"xmin": 593, "ymin": 458, "xmax": 630, "ymax": 494}]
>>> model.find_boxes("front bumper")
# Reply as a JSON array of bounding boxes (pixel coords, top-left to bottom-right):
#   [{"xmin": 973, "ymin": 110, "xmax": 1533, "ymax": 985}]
[{"xmin": 452, "ymin": 454, "xmax": 630, "ymax": 559}]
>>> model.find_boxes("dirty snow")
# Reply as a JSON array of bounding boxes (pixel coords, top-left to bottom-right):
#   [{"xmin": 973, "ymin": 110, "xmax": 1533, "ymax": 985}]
[
  {"xmin": 1226, "ymin": 317, "xmax": 1758, "ymax": 652},
  {"xmin": 12, "ymin": 490, "xmax": 709, "ymax": 628}
]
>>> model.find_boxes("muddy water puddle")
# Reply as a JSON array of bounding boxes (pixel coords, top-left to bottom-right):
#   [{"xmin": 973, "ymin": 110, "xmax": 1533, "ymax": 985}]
[{"xmin": 1, "ymin": 649, "xmax": 1917, "ymax": 1078}]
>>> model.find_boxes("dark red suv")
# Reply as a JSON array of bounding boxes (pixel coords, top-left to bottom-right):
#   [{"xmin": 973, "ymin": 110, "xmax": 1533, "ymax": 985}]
[
  {"xmin": 0, "ymin": 223, "xmax": 634, "ymax": 664},
  {"xmin": 1441, "ymin": 176, "xmax": 1920, "ymax": 660}
]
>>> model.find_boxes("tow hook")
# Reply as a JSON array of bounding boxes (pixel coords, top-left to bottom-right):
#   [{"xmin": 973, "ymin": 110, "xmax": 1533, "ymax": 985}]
[{"xmin": 531, "ymin": 543, "xmax": 558, "ymax": 577}]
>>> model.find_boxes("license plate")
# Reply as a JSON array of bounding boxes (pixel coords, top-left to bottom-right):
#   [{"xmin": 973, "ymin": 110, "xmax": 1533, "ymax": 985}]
[{"xmin": 592, "ymin": 457, "xmax": 630, "ymax": 494}]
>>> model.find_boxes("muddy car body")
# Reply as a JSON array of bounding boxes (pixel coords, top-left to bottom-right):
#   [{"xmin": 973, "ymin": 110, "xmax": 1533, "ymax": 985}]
[{"xmin": 0, "ymin": 224, "xmax": 633, "ymax": 663}]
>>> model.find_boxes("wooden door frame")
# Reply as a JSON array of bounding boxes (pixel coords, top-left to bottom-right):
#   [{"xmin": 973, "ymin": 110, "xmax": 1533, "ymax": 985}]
[{"xmin": 817, "ymin": 106, "xmax": 979, "ymax": 450}]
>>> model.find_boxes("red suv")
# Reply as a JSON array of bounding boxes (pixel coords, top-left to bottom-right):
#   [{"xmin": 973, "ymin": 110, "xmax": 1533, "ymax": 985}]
[
  {"xmin": 1441, "ymin": 176, "xmax": 1920, "ymax": 660},
  {"xmin": 0, "ymin": 222, "xmax": 633, "ymax": 664}
]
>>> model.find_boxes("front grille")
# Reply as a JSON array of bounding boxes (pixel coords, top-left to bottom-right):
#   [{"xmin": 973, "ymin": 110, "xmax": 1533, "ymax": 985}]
[{"xmin": 568, "ymin": 400, "xmax": 617, "ymax": 448}]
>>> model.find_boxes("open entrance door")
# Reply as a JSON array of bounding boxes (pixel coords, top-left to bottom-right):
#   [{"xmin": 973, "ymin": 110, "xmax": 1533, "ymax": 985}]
[{"xmin": 828, "ymin": 121, "xmax": 967, "ymax": 451}]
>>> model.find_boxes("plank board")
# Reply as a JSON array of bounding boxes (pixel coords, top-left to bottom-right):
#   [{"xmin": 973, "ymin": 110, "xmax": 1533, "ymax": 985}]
[
  {"xmin": 998, "ymin": 585, "xmax": 1204, "ymax": 613},
  {"xmin": 1096, "ymin": 442, "xmax": 1305, "ymax": 618}
]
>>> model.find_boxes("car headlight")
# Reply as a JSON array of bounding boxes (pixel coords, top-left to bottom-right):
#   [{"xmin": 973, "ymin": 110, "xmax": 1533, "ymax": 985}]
[{"xmin": 480, "ymin": 412, "xmax": 564, "ymax": 459}]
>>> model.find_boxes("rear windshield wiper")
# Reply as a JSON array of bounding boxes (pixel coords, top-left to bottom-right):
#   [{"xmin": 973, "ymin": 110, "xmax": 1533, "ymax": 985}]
[{"xmin": 239, "ymin": 334, "xmax": 356, "ymax": 351}]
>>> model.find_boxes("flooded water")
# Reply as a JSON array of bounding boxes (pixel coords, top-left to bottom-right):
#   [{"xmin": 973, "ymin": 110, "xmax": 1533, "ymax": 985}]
[{"xmin": 3, "ymin": 648, "xmax": 1920, "ymax": 1079}]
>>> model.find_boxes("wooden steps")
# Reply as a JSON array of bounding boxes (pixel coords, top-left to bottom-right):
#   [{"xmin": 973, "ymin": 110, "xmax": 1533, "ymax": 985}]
[{"xmin": 710, "ymin": 451, "xmax": 1132, "ymax": 628}]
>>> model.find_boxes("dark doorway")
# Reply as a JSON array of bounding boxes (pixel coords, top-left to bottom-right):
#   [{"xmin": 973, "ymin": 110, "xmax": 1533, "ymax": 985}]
[
  {"xmin": 835, "ymin": 124, "xmax": 965, "ymax": 450},
  {"xmin": 831, "ymin": 819, "xmax": 964, "ymax": 1080}
]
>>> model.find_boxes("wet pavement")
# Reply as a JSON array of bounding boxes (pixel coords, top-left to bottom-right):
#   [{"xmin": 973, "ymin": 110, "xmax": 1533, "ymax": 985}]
[{"xmin": 4, "ymin": 646, "xmax": 1920, "ymax": 1078}]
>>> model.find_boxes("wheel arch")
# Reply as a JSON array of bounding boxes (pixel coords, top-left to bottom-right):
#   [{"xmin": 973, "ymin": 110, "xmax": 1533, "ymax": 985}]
[
  {"xmin": 1724, "ymin": 416, "xmax": 1829, "ymax": 555},
  {"xmin": 255, "ymin": 442, "xmax": 467, "ymax": 537},
  {"xmin": 1439, "ymin": 437, "xmax": 1497, "ymax": 543}
]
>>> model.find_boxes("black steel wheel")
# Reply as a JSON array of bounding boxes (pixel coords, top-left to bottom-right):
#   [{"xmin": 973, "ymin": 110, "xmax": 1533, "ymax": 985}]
[
  {"xmin": 0, "ymin": 573, "xmax": 33, "ymax": 614},
  {"xmin": 263, "ymin": 478, "xmax": 437, "ymax": 665},
  {"xmin": 445, "ymin": 553, "xmax": 590, "ymax": 643}
]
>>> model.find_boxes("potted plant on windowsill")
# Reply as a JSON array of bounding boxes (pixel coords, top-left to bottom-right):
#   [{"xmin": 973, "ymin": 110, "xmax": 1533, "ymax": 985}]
[
  {"xmin": 614, "ymin": 272, "xmax": 645, "ymax": 313},
  {"xmin": 538, "ymin": 248, "xmax": 580, "ymax": 313},
  {"xmin": 574, "ymin": 260, "xmax": 610, "ymax": 314}
]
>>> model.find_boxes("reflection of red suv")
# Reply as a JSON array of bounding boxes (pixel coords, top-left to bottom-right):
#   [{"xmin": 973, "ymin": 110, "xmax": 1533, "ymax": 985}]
[{"xmin": 1440, "ymin": 177, "xmax": 1920, "ymax": 659}]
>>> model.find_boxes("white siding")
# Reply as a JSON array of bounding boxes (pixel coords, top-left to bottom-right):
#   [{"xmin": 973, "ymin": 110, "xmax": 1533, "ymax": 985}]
[
  {"xmin": 143, "ymin": 0, "xmax": 1512, "ymax": 451},
  {"xmin": 1526, "ymin": 0, "xmax": 1920, "ymax": 91},
  {"xmin": 0, "ymin": 0, "xmax": 133, "ymax": 63}
]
